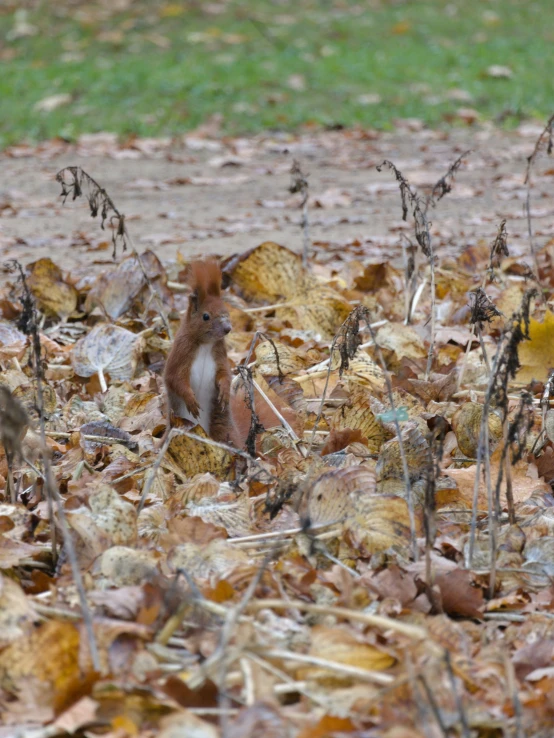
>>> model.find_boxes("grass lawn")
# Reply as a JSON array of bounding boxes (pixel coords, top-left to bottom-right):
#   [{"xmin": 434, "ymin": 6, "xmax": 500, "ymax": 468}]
[{"xmin": 0, "ymin": 0, "xmax": 553, "ymax": 146}]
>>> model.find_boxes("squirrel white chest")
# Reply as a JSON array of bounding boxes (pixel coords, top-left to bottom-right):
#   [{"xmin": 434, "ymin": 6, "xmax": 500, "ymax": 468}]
[{"xmin": 188, "ymin": 343, "xmax": 217, "ymax": 432}]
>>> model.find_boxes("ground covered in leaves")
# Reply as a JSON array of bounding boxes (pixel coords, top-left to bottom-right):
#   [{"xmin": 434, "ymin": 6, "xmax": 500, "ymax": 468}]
[{"xmin": 2, "ymin": 120, "xmax": 554, "ymax": 737}]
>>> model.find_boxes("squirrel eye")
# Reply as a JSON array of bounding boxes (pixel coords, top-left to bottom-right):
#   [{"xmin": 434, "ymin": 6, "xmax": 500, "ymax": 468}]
[{"xmin": 202, "ymin": 312, "xmax": 210, "ymax": 321}]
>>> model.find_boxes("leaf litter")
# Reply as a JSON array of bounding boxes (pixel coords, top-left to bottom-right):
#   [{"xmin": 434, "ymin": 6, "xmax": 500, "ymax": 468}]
[{"xmin": 0, "ymin": 122, "xmax": 554, "ymax": 736}]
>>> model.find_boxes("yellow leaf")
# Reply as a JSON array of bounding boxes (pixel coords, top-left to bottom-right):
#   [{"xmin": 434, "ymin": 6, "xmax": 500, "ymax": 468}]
[
  {"xmin": 297, "ymin": 626, "xmax": 395, "ymax": 684},
  {"xmin": 26, "ymin": 257, "xmax": 78, "ymax": 318},
  {"xmin": 517, "ymin": 311, "xmax": 554, "ymax": 383}
]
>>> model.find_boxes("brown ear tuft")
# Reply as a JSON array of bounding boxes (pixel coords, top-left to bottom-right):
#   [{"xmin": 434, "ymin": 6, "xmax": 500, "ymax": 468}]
[{"xmin": 188, "ymin": 258, "xmax": 222, "ymax": 303}]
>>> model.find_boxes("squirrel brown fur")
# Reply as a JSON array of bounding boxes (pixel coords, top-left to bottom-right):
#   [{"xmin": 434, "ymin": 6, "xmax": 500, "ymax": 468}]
[
  {"xmin": 164, "ymin": 259, "xmax": 233, "ymax": 443},
  {"xmin": 164, "ymin": 258, "xmax": 287, "ymax": 448}
]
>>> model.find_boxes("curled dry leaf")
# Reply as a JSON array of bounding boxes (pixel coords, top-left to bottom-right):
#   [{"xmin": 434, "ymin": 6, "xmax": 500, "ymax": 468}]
[
  {"xmin": 13, "ymin": 382, "xmax": 57, "ymax": 422},
  {"xmin": 168, "ymin": 538, "xmax": 250, "ymax": 580},
  {"xmin": 0, "ymin": 319, "xmax": 27, "ymax": 361},
  {"xmin": 255, "ymin": 340, "xmax": 308, "ymax": 376},
  {"xmin": 71, "ymin": 323, "xmax": 142, "ymax": 392},
  {"xmin": 227, "ymin": 241, "xmax": 350, "ymax": 338},
  {"xmin": 165, "ymin": 426, "xmax": 234, "ymax": 480},
  {"xmin": 26, "ymin": 257, "xmax": 78, "ymax": 318},
  {"xmin": 80, "ymin": 420, "xmax": 137, "ymax": 454},
  {"xmin": 296, "ymin": 625, "xmax": 395, "ymax": 684},
  {"xmin": 186, "ymin": 492, "xmax": 251, "ymax": 537},
  {"xmin": 330, "ymin": 385, "xmax": 387, "ymax": 453},
  {"xmin": 99, "ymin": 545, "xmax": 160, "ymax": 587},
  {"xmin": 320, "ymin": 428, "xmax": 366, "ymax": 456},
  {"xmin": 375, "ymin": 322, "xmax": 426, "ymax": 363},
  {"xmin": 85, "ymin": 250, "xmax": 170, "ymax": 320},
  {"xmin": 226, "ymin": 241, "xmax": 319, "ymax": 302},
  {"xmin": 451, "ymin": 402, "xmax": 503, "ymax": 458},
  {"xmin": 344, "ymin": 494, "xmax": 412, "ymax": 557},
  {"xmin": 435, "ymin": 568, "xmax": 484, "ymax": 619},
  {"xmin": 0, "ymin": 620, "xmax": 94, "ymax": 714},
  {"xmin": 0, "ymin": 575, "xmax": 38, "ymax": 647},
  {"xmin": 303, "ymin": 467, "xmax": 377, "ymax": 525},
  {"xmin": 341, "ymin": 348, "xmax": 385, "ymax": 392}
]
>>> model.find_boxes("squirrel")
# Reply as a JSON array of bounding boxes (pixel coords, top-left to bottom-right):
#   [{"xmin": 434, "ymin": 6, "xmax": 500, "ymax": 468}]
[
  {"xmin": 164, "ymin": 257, "xmax": 290, "ymax": 448},
  {"xmin": 164, "ymin": 258, "xmax": 233, "ymax": 443}
]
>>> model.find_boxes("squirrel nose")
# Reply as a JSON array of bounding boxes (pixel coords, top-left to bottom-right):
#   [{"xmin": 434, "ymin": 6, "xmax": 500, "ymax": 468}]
[{"xmin": 221, "ymin": 318, "xmax": 232, "ymax": 335}]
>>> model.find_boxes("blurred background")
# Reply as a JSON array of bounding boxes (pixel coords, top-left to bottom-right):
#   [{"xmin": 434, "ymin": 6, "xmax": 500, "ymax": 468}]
[{"xmin": 1, "ymin": 0, "xmax": 552, "ymax": 147}]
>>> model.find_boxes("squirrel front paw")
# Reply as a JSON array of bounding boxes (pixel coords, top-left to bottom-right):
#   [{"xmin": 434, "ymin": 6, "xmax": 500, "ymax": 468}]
[
  {"xmin": 185, "ymin": 394, "xmax": 201, "ymax": 419},
  {"xmin": 217, "ymin": 380, "xmax": 230, "ymax": 409}
]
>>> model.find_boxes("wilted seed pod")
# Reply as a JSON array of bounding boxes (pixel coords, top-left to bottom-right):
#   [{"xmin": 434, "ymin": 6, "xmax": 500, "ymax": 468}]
[{"xmin": 451, "ymin": 402, "xmax": 503, "ymax": 458}]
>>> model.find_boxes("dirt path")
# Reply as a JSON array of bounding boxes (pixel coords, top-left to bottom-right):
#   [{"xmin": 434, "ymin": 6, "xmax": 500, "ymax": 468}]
[{"xmin": 1, "ymin": 123, "xmax": 552, "ymax": 281}]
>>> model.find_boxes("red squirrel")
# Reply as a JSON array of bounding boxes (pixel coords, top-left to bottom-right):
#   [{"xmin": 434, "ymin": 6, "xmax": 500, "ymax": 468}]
[
  {"xmin": 164, "ymin": 258, "xmax": 289, "ymax": 448},
  {"xmin": 164, "ymin": 259, "xmax": 233, "ymax": 443}
]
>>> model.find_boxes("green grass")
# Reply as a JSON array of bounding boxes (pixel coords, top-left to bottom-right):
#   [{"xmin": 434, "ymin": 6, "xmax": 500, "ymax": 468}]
[{"xmin": 1, "ymin": 0, "xmax": 553, "ymax": 146}]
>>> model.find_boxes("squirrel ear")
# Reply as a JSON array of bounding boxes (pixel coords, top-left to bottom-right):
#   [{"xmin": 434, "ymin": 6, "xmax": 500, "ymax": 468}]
[{"xmin": 190, "ymin": 290, "xmax": 199, "ymax": 312}]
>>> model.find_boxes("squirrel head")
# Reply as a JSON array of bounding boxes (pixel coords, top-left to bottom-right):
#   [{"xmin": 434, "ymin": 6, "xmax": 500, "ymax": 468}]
[{"xmin": 187, "ymin": 259, "xmax": 231, "ymax": 343}]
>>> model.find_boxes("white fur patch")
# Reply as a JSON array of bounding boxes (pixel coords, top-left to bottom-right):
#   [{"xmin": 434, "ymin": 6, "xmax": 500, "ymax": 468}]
[{"xmin": 173, "ymin": 343, "xmax": 216, "ymax": 433}]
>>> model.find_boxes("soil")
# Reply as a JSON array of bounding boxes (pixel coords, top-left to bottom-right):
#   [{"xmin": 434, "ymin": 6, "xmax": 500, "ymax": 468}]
[{"xmin": 0, "ymin": 123, "xmax": 552, "ymax": 282}]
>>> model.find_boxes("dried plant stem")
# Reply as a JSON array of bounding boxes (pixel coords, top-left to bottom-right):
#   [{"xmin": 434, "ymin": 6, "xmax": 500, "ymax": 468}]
[
  {"xmin": 260, "ymin": 648, "xmax": 393, "ymax": 685},
  {"xmin": 246, "ymin": 598, "xmax": 428, "ymax": 641},
  {"xmin": 475, "ymin": 324, "xmax": 491, "ymax": 375},
  {"xmin": 45, "ymin": 431, "xmax": 135, "ymax": 444},
  {"xmin": 524, "ymin": 113, "xmax": 554, "ymax": 281},
  {"xmin": 456, "ymin": 325, "xmax": 476, "ymax": 391},
  {"xmin": 425, "ymin": 248, "xmax": 436, "ymax": 380},
  {"xmin": 245, "ymin": 652, "xmax": 331, "ymax": 711},
  {"xmin": 483, "ymin": 409, "xmax": 497, "ymax": 597},
  {"xmin": 444, "ymin": 651, "xmax": 470, "ymax": 738},
  {"xmin": 466, "ymin": 339, "xmax": 503, "ymax": 570},
  {"xmin": 56, "ymin": 166, "xmax": 173, "ymax": 340},
  {"xmin": 251, "ymin": 377, "xmax": 303, "ymax": 448},
  {"xmin": 362, "ymin": 316, "xmax": 418, "ymax": 562},
  {"xmin": 10, "ymin": 261, "xmax": 100, "ymax": 670},
  {"xmin": 503, "ymin": 650, "xmax": 524, "ymax": 738},
  {"xmin": 289, "ymin": 159, "xmax": 311, "ymax": 266}
]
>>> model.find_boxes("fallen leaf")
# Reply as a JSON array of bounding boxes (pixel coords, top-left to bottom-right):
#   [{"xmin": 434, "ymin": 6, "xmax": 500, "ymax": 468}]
[
  {"xmin": 71, "ymin": 324, "xmax": 142, "ymax": 392},
  {"xmin": 26, "ymin": 258, "xmax": 78, "ymax": 318},
  {"xmin": 518, "ymin": 311, "xmax": 554, "ymax": 383},
  {"xmin": 435, "ymin": 568, "xmax": 484, "ymax": 618}
]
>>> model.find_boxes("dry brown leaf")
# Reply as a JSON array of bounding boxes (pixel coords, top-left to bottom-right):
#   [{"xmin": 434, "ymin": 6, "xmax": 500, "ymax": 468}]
[
  {"xmin": 0, "ymin": 575, "xmax": 38, "ymax": 647},
  {"xmin": 186, "ymin": 491, "xmax": 251, "ymax": 537},
  {"xmin": 166, "ymin": 426, "xmax": 234, "ymax": 480},
  {"xmin": 451, "ymin": 402, "xmax": 503, "ymax": 458},
  {"xmin": 344, "ymin": 494, "xmax": 412, "ymax": 556},
  {"xmin": 303, "ymin": 467, "xmax": 376, "ymax": 525},
  {"xmin": 296, "ymin": 625, "xmax": 395, "ymax": 684},
  {"xmin": 167, "ymin": 538, "xmax": 249, "ymax": 580},
  {"xmin": 228, "ymin": 242, "xmax": 350, "ymax": 337},
  {"xmin": 341, "ymin": 348, "xmax": 385, "ymax": 392},
  {"xmin": 227, "ymin": 241, "xmax": 319, "ymax": 302},
  {"xmin": 99, "ymin": 545, "xmax": 160, "ymax": 586},
  {"xmin": 435, "ymin": 568, "xmax": 484, "ymax": 618},
  {"xmin": 255, "ymin": 340, "xmax": 309, "ymax": 376},
  {"xmin": 375, "ymin": 322, "xmax": 426, "ymax": 362},
  {"xmin": 517, "ymin": 311, "xmax": 554, "ymax": 384},
  {"xmin": 0, "ymin": 620, "xmax": 95, "ymax": 714},
  {"xmin": 72, "ymin": 324, "xmax": 142, "ymax": 392},
  {"xmin": 320, "ymin": 428, "xmax": 366, "ymax": 456},
  {"xmin": 26, "ymin": 257, "xmax": 78, "ymax": 318},
  {"xmin": 330, "ymin": 385, "xmax": 387, "ymax": 453}
]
